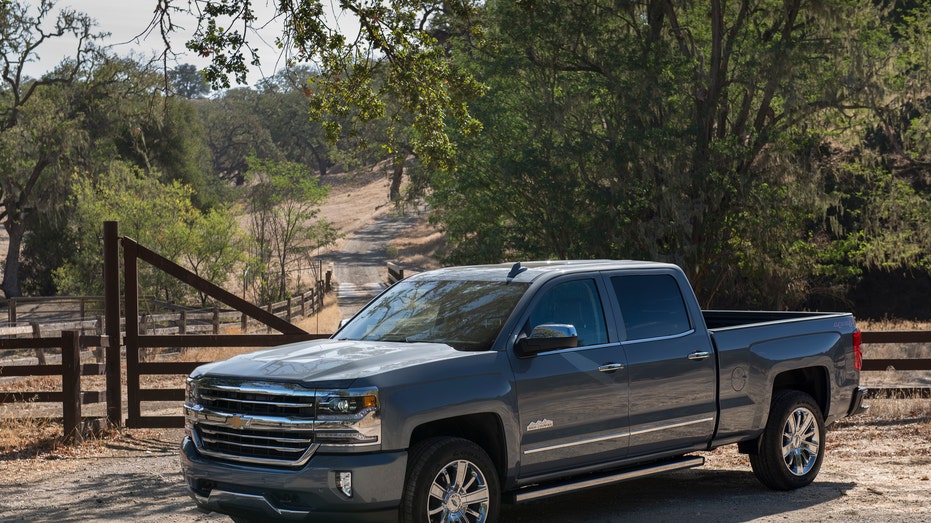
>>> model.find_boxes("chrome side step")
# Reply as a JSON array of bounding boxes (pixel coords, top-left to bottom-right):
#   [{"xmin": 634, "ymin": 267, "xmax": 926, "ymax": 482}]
[{"xmin": 511, "ymin": 455, "xmax": 705, "ymax": 504}]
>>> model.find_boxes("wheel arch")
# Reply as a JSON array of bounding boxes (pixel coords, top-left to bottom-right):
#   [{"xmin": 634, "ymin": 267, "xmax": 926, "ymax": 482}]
[
  {"xmin": 408, "ymin": 413, "xmax": 508, "ymax": 485},
  {"xmin": 771, "ymin": 366, "xmax": 830, "ymax": 418}
]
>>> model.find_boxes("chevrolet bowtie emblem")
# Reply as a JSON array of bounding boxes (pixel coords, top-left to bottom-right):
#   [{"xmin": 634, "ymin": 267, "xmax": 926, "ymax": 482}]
[{"xmin": 227, "ymin": 415, "xmax": 252, "ymax": 429}]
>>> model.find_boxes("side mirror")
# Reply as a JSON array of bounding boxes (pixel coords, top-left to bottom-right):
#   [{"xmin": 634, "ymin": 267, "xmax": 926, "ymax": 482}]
[
  {"xmin": 515, "ymin": 324, "xmax": 579, "ymax": 357},
  {"xmin": 338, "ymin": 318, "xmax": 350, "ymax": 329}
]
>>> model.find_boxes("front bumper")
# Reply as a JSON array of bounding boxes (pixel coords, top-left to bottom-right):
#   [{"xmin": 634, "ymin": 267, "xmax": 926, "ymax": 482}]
[{"xmin": 180, "ymin": 436, "xmax": 406, "ymax": 522}]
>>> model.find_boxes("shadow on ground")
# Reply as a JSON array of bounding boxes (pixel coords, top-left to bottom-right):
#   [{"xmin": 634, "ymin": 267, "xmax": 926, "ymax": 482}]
[{"xmin": 500, "ymin": 467, "xmax": 854, "ymax": 522}]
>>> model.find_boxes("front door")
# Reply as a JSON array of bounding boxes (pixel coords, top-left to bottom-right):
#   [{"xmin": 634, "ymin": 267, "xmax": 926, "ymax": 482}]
[{"xmin": 509, "ymin": 277, "xmax": 629, "ymax": 478}]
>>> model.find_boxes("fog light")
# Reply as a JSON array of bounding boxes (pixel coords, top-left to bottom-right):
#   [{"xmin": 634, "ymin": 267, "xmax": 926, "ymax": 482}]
[{"xmin": 336, "ymin": 471, "xmax": 353, "ymax": 498}]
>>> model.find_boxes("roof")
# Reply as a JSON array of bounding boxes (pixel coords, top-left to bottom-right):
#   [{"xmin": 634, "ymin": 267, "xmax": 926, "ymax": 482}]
[{"xmin": 405, "ymin": 260, "xmax": 681, "ymax": 284}]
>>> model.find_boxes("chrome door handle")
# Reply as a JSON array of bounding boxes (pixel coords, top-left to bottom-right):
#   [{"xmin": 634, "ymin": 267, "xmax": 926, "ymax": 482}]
[
  {"xmin": 688, "ymin": 351, "xmax": 711, "ymax": 360},
  {"xmin": 598, "ymin": 363, "xmax": 625, "ymax": 372}
]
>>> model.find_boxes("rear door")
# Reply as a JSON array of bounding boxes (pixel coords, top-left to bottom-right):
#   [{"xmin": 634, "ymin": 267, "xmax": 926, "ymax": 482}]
[
  {"xmin": 605, "ymin": 271, "xmax": 716, "ymax": 457},
  {"xmin": 508, "ymin": 275, "xmax": 630, "ymax": 478}
]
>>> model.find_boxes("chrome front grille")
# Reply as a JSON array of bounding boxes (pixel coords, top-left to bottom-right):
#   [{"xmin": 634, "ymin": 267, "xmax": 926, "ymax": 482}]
[
  {"xmin": 199, "ymin": 388, "xmax": 316, "ymax": 417},
  {"xmin": 186, "ymin": 380, "xmax": 319, "ymax": 467},
  {"xmin": 197, "ymin": 425, "xmax": 315, "ymax": 462}
]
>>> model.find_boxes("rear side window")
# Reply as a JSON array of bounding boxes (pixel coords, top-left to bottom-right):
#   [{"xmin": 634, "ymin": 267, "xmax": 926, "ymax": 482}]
[{"xmin": 611, "ymin": 275, "xmax": 691, "ymax": 341}]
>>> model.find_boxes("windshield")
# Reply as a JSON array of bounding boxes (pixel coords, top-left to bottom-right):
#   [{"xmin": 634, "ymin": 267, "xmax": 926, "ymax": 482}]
[{"xmin": 336, "ymin": 278, "xmax": 530, "ymax": 350}]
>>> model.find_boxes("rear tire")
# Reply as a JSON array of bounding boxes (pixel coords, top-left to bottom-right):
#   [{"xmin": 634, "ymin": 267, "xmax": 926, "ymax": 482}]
[
  {"xmin": 750, "ymin": 390, "xmax": 825, "ymax": 490},
  {"xmin": 400, "ymin": 437, "xmax": 500, "ymax": 523}
]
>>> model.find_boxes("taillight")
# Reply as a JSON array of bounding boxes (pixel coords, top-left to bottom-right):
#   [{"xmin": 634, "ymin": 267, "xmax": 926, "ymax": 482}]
[{"xmin": 852, "ymin": 329, "xmax": 863, "ymax": 371}]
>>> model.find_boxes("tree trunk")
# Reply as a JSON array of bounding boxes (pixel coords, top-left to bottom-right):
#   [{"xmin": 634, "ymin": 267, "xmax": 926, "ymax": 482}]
[
  {"xmin": 1, "ymin": 216, "xmax": 28, "ymax": 298},
  {"xmin": 390, "ymin": 157, "xmax": 404, "ymax": 201},
  {"xmin": 312, "ymin": 146, "xmax": 328, "ymax": 177}
]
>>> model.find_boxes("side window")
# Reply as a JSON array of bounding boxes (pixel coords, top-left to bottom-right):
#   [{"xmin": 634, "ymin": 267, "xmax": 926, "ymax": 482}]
[
  {"xmin": 526, "ymin": 279, "xmax": 608, "ymax": 347},
  {"xmin": 611, "ymin": 275, "xmax": 691, "ymax": 341}
]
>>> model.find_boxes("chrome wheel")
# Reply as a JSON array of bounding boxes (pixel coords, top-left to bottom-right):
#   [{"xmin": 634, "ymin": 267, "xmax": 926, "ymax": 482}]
[
  {"xmin": 401, "ymin": 438, "xmax": 499, "ymax": 523},
  {"xmin": 427, "ymin": 459, "xmax": 490, "ymax": 523},
  {"xmin": 750, "ymin": 390, "xmax": 825, "ymax": 490},
  {"xmin": 782, "ymin": 406, "xmax": 820, "ymax": 476}
]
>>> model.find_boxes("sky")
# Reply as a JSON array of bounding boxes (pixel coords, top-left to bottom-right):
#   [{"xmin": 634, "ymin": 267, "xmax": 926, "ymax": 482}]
[{"xmin": 19, "ymin": 0, "xmax": 338, "ymax": 87}]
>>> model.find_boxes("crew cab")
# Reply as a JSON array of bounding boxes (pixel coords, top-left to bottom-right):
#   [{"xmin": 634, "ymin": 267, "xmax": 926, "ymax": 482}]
[{"xmin": 180, "ymin": 260, "xmax": 867, "ymax": 522}]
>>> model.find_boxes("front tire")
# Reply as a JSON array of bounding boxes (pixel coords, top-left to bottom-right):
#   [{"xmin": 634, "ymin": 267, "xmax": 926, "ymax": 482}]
[
  {"xmin": 400, "ymin": 437, "xmax": 500, "ymax": 523},
  {"xmin": 750, "ymin": 390, "xmax": 825, "ymax": 490}
]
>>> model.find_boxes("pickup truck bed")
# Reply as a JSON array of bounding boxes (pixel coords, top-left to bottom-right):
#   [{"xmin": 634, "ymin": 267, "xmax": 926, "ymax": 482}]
[{"xmin": 706, "ymin": 310, "xmax": 863, "ymax": 447}]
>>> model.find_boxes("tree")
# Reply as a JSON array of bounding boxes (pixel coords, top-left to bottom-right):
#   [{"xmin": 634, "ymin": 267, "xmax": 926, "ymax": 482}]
[
  {"xmin": 244, "ymin": 157, "xmax": 337, "ymax": 302},
  {"xmin": 177, "ymin": 208, "xmax": 245, "ymax": 305},
  {"xmin": 54, "ymin": 162, "xmax": 241, "ymax": 303},
  {"xmin": 255, "ymin": 67, "xmax": 334, "ymax": 177},
  {"xmin": 0, "ymin": 0, "xmax": 101, "ymax": 297},
  {"xmin": 158, "ymin": 0, "xmax": 484, "ymax": 170},
  {"xmin": 429, "ymin": 0, "xmax": 892, "ymax": 309},
  {"xmin": 168, "ymin": 63, "xmax": 210, "ymax": 99},
  {"xmin": 198, "ymin": 88, "xmax": 279, "ymax": 184}
]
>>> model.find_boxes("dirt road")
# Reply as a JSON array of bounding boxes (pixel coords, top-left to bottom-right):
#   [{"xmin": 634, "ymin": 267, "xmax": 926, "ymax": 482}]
[
  {"xmin": 329, "ymin": 212, "xmax": 420, "ymax": 319},
  {"xmin": 1, "ymin": 415, "xmax": 928, "ymax": 522}
]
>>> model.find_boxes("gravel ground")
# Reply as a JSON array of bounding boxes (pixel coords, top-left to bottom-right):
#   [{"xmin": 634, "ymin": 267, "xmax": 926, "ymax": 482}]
[{"xmin": 1, "ymin": 415, "xmax": 928, "ymax": 523}]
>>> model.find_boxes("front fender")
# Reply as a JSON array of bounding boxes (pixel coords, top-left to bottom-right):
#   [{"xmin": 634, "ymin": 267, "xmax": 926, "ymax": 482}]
[{"xmin": 370, "ymin": 351, "xmax": 520, "ymax": 483}]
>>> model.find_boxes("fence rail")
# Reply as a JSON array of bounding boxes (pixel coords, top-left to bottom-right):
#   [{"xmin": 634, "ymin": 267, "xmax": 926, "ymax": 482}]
[
  {"xmin": 2, "ymin": 328, "xmax": 929, "ymax": 433},
  {"xmin": 0, "ymin": 286, "xmax": 325, "ymax": 339},
  {"xmin": 0, "ymin": 332, "xmax": 107, "ymax": 441}
]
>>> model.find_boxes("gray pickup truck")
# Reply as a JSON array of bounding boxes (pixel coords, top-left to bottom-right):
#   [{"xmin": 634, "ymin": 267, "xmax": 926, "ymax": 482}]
[{"xmin": 180, "ymin": 260, "xmax": 867, "ymax": 522}]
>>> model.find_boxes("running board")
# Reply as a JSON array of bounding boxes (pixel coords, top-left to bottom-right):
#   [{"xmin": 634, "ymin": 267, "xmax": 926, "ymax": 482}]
[{"xmin": 511, "ymin": 455, "xmax": 705, "ymax": 504}]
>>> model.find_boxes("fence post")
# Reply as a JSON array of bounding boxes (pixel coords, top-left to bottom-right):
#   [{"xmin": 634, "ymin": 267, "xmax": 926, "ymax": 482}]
[
  {"xmin": 212, "ymin": 307, "xmax": 220, "ymax": 334},
  {"xmin": 287, "ymin": 297, "xmax": 293, "ymax": 321},
  {"xmin": 266, "ymin": 303, "xmax": 273, "ymax": 333},
  {"xmin": 9, "ymin": 298, "xmax": 15, "ymax": 325},
  {"xmin": 123, "ymin": 237, "xmax": 141, "ymax": 428},
  {"xmin": 103, "ymin": 220, "xmax": 122, "ymax": 427},
  {"xmin": 93, "ymin": 316, "xmax": 104, "ymax": 363},
  {"xmin": 62, "ymin": 330, "xmax": 82, "ymax": 443},
  {"xmin": 31, "ymin": 321, "xmax": 46, "ymax": 365},
  {"xmin": 179, "ymin": 310, "xmax": 187, "ymax": 335}
]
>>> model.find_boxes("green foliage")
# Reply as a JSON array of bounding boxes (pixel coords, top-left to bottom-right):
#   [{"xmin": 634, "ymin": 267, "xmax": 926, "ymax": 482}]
[
  {"xmin": 164, "ymin": 0, "xmax": 484, "ymax": 169},
  {"xmin": 0, "ymin": 0, "xmax": 102, "ymax": 297},
  {"xmin": 54, "ymin": 163, "xmax": 242, "ymax": 303},
  {"xmin": 169, "ymin": 63, "xmax": 211, "ymax": 99},
  {"xmin": 244, "ymin": 157, "xmax": 337, "ymax": 302},
  {"xmin": 430, "ymin": 0, "xmax": 900, "ymax": 309},
  {"xmin": 197, "ymin": 87, "xmax": 280, "ymax": 183}
]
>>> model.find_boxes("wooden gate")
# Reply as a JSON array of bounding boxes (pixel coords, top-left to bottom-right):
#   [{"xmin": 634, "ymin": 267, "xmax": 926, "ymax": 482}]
[{"xmin": 104, "ymin": 221, "xmax": 328, "ymax": 428}]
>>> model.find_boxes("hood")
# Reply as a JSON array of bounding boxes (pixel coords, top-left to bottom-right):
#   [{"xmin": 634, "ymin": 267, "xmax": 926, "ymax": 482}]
[{"xmin": 191, "ymin": 339, "xmax": 471, "ymax": 385}]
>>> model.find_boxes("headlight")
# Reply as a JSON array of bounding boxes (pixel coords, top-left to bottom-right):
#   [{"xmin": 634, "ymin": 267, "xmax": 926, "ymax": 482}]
[
  {"xmin": 184, "ymin": 377, "xmax": 199, "ymax": 437},
  {"xmin": 315, "ymin": 389, "xmax": 380, "ymax": 446},
  {"xmin": 185, "ymin": 377, "xmax": 198, "ymax": 406},
  {"xmin": 318, "ymin": 394, "xmax": 378, "ymax": 417}
]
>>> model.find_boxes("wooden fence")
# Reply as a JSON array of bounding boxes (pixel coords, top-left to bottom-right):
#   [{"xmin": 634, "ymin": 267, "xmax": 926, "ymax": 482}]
[
  {"xmin": 861, "ymin": 331, "xmax": 931, "ymax": 399},
  {"xmin": 0, "ymin": 332, "xmax": 106, "ymax": 442},
  {"xmin": 0, "ymin": 285, "xmax": 325, "ymax": 338},
  {"xmin": 2, "ymin": 328, "xmax": 929, "ymax": 434}
]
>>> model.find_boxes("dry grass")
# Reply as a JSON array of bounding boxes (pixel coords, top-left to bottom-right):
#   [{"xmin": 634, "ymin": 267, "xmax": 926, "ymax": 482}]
[
  {"xmin": 0, "ymin": 415, "xmax": 63, "ymax": 457},
  {"xmin": 862, "ymin": 398, "xmax": 931, "ymax": 420},
  {"xmin": 389, "ymin": 215, "xmax": 446, "ymax": 271}
]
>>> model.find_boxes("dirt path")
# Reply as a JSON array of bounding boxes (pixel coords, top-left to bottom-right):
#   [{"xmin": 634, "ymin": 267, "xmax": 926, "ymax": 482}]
[
  {"xmin": 328, "ymin": 212, "xmax": 421, "ymax": 319},
  {"xmin": 0, "ymin": 416, "xmax": 928, "ymax": 522}
]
